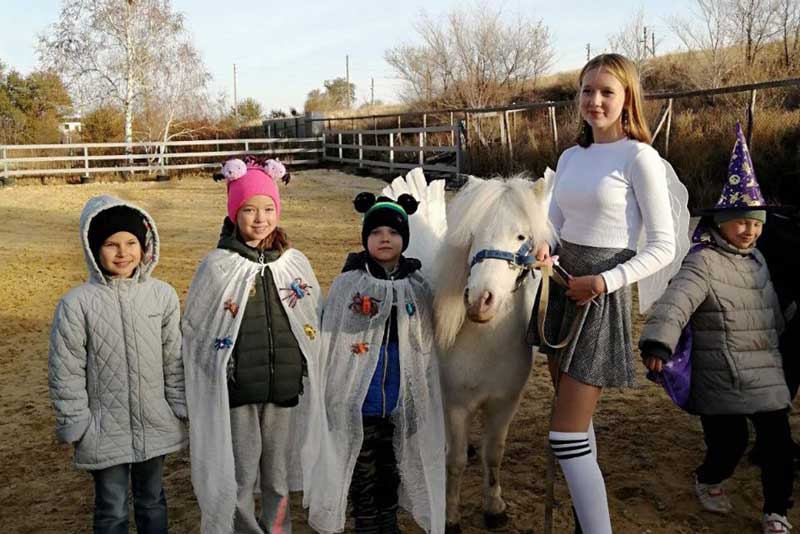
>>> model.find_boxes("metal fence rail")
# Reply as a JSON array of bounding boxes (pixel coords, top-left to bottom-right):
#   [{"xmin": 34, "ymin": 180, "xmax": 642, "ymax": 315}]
[
  {"xmin": 322, "ymin": 124, "xmax": 461, "ymax": 176},
  {"xmin": 0, "ymin": 137, "xmax": 323, "ymax": 179}
]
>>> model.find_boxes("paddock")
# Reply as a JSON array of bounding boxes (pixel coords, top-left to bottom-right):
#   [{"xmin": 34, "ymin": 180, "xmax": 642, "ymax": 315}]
[{"xmin": 0, "ymin": 170, "xmax": 796, "ymax": 533}]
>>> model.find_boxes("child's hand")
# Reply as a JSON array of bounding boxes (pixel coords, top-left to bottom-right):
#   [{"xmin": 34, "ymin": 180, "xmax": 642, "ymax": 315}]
[
  {"xmin": 644, "ymin": 356, "xmax": 663, "ymax": 373},
  {"xmin": 566, "ymin": 274, "xmax": 606, "ymax": 305}
]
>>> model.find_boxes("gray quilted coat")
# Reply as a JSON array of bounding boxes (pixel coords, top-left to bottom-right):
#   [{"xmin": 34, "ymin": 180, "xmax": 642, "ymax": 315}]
[
  {"xmin": 48, "ymin": 195, "xmax": 187, "ymax": 470},
  {"xmin": 639, "ymin": 227, "xmax": 789, "ymax": 415}
]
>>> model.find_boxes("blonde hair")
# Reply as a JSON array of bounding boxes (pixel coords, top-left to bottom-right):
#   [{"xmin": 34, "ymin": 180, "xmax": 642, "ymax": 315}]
[{"xmin": 575, "ymin": 53, "xmax": 651, "ymax": 148}]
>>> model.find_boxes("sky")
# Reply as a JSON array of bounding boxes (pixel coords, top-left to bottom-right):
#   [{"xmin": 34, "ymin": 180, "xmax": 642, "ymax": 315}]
[{"xmin": 0, "ymin": 0, "xmax": 696, "ymax": 114}]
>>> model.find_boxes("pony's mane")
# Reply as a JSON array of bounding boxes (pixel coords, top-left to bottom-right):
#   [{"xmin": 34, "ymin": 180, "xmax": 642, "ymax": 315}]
[{"xmin": 432, "ymin": 175, "xmax": 553, "ymax": 349}]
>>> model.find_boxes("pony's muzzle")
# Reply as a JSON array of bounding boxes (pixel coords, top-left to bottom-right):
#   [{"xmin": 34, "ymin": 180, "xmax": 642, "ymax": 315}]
[{"xmin": 465, "ymin": 289, "xmax": 495, "ymax": 323}]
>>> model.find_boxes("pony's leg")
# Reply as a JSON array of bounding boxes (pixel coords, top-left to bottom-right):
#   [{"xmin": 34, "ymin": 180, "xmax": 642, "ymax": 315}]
[
  {"xmin": 445, "ymin": 404, "xmax": 470, "ymax": 531},
  {"xmin": 480, "ymin": 395, "xmax": 522, "ymax": 529}
]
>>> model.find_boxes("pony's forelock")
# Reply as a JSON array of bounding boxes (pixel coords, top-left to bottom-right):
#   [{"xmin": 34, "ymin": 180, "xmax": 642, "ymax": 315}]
[{"xmin": 432, "ymin": 175, "xmax": 552, "ymax": 349}]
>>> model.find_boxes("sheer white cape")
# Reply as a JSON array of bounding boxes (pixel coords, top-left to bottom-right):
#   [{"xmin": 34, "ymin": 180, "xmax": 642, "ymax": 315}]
[{"xmin": 303, "ymin": 269, "xmax": 446, "ymax": 534}]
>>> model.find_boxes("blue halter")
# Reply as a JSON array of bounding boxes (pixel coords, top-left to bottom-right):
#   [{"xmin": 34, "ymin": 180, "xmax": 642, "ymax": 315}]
[{"xmin": 469, "ymin": 240, "xmax": 537, "ymax": 270}]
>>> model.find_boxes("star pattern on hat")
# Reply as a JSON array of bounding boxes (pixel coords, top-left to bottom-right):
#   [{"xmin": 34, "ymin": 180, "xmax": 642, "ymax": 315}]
[{"xmin": 692, "ymin": 122, "xmax": 769, "ymax": 243}]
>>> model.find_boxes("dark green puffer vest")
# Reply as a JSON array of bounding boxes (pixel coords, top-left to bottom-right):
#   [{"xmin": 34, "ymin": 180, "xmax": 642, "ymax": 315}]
[{"xmin": 218, "ymin": 220, "xmax": 305, "ymax": 408}]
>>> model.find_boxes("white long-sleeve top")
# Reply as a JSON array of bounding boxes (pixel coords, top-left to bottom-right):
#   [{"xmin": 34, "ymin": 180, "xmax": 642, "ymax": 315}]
[{"xmin": 549, "ymin": 137, "xmax": 675, "ymax": 294}]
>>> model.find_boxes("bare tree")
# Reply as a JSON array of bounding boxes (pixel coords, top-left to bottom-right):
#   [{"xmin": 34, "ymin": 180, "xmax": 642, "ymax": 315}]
[
  {"xmin": 39, "ymin": 0, "xmax": 188, "ymax": 147},
  {"xmin": 141, "ymin": 41, "xmax": 211, "ymax": 168},
  {"xmin": 776, "ymin": 0, "xmax": 800, "ymax": 67},
  {"xmin": 385, "ymin": 4, "xmax": 553, "ymax": 108},
  {"xmin": 728, "ymin": 0, "xmax": 781, "ymax": 68},
  {"xmin": 607, "ymin": 8, "xmax": 661, "ymax": 77},
  {"xmin": 669, "ymin": 0, "xmax": 738, "ymax": 88}
]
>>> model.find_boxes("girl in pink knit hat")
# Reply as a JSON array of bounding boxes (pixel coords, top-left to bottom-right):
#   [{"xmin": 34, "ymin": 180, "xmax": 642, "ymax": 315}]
[{"xmin": 183, "ymin": 157, "xmax": 322, "ymax": 534}]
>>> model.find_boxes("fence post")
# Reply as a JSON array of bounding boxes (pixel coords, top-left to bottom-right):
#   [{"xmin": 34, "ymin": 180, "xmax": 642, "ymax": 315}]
[
  {"xmin": 450, "ymin": 112, "xmax": 455, "ymax": 146},
  {"xmin": 389, "ymin": 132, "xmax": 394, "ymax": 173},
  {"xmin": 549, "ymin": 106, "xmax": 559, "ymax": 154},
  {"xmin": 338, "ymin": 133, "xmax": 343, "ymax": 162},
  {"xmin": 321, "ymin": 132, "xmax": 327, "ymax": 162},
  {"xmin": 455, "ymin": 121, "xmax": 462, "ymax": 179},
  {"xmin": 84, "ymin": 146, "xmax": 90, "ymax": 174},
  {"xmin": 1, "ymin": 147, "xmax": 7, "ymax": 179},
  {"xmin": 747, "ymin": 89, "xmax": 757, "ymax": 151},
  {"xmin": 465, "ymin": 113, "xmax": 471, "ymax": 146},
  {"xmin": 358, "ymin": 133, "xmax": 363, "ymax": 168},
  {"xmin": 422, "ymin": 114, "xmax": 427, "ymax": 152},
  {"xmin": 503, "ymin": 110, "xmax": 513, "ymax": 166},
  {"xmin": 499, "ymin": 112, "xmax": 507, "ymax": 148},
  {"xmin": 665, "ymin": 99, "xmax": 673, "ymax": 158},
  {"xmin": 244, "ymin": 141, "xmax": 249, "ymax": 153},
  {"xmin": 418, "ymin": 128, "xmax": 424, "ymax": 166}
]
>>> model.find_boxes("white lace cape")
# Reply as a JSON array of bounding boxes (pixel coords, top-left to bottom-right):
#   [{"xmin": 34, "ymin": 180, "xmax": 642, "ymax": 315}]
[
  {"xmin": 303, "ymin": 270, "xmax": 446, "ymax": 534},
  {"xmin": 182, "ymin": 248, "xmax": 323, "ymax": 534}
]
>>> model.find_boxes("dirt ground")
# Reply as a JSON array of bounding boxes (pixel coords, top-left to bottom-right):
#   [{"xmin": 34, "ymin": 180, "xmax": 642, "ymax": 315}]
[{"xmin": 1, "ymin": 169, "xmax": 798, "ymax": 533}]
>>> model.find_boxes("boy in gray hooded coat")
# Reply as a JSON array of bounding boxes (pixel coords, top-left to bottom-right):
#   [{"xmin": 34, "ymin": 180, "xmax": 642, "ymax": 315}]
[
  {"xmin": 48, "ymin": 195, "xmax": 187, "ymax": 534},
  {"xmin": 639, "ymin": 124, "xmax": 793, "ymax": 534}
]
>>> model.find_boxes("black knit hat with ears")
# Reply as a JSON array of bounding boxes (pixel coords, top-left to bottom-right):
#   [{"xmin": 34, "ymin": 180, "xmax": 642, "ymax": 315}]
[
  {"xmin": 354, "ymin": 192, "xmax": 418, "ymax": 252},
  {"xmin": 88, "ymin": 205, "xmax": 147, "ymax": 259}
]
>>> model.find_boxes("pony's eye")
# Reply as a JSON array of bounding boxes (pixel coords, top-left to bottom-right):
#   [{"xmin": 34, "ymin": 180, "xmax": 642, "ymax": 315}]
[{"xmin": 517, "ymin": 234, "xmax": 526, "ymax": 241}]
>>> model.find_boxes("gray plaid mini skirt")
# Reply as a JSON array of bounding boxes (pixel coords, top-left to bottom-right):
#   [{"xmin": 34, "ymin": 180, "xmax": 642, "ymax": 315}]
[{"xmin": 527, "ymin": 240, "xmax": 637, "ymax": 388}]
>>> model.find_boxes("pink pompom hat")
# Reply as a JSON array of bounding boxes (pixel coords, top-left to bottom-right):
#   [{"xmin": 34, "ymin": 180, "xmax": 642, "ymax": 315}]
[{"xmin": 221, "ymin": 158, "xmax": 282, "ymax": 223}]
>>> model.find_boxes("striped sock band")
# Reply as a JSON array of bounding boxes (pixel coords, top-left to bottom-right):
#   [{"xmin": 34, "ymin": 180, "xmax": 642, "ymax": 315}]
[{"xmin": 549, "ymin": 431, "xmax": 592, "ymax": 460}]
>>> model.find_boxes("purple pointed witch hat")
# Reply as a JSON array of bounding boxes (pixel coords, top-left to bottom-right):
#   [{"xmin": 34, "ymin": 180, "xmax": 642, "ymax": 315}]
[{"xmin": 693, "ymin": 122, "xmax": 782, "ymax": 217}]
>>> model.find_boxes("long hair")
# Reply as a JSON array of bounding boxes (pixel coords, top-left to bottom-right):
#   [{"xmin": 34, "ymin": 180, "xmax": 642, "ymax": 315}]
[
  {"xmin": 235, "ymin": 225, "xmax": 291, "ymax": 253},
  {"xmin": 574, "ymin": 53, "xmax": 651, "ymax": 148}
]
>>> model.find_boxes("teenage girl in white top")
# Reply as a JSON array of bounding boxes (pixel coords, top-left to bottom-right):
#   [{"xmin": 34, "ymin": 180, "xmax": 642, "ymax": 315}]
[{"xmin": 532, "ymin": 53, "xmax": 675, "ymax": 533}]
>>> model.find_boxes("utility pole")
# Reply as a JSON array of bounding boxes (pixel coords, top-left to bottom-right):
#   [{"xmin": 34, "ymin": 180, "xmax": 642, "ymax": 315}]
[
  {"xmin": 586, "ymin": 43, "xmax": 591, "ymax": 61},
  {"xmin": 371, "ymin": 77, "xmax": 374, "ymax": 107},
  {"xmin": 642, "ymin": 26, "xmax": 656, "ymax": 58},
  {"xmin": 346, "ymin": 55, "xmax": 351, "ymax": 109},
  {"xmin": 233, "ymin": 63, "xmax": 239, "ymax": 120}
]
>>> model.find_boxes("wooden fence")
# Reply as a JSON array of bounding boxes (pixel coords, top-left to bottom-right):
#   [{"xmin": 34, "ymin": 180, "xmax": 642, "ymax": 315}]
[
  {"xmin": 0, "ymin": 137, "xmax": 323, "ymax": 179},
  {"xmin": 310, "ymin": 77, "xmax": 800, "ymax": 162},
  {"xmin": 321, "ymin": 124, "xmax": 461, "ymax": 175}
]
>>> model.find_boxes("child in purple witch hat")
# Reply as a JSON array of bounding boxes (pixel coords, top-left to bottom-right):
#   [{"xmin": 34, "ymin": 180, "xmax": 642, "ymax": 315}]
[{"xmin": 639, "ymin": 122, "xmax": 794, "ymax": 534}]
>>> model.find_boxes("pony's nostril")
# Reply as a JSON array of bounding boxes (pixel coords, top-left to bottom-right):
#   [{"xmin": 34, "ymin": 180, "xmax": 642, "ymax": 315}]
[{"xmin": 483, "ymin": 291, "xmax": 493, "ymax": 307}]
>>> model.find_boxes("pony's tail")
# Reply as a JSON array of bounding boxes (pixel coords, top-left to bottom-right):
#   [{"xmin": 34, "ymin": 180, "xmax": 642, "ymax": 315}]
[{"xmin": 432, "ymin": 239, "xmax": 469, "ymax": 350}]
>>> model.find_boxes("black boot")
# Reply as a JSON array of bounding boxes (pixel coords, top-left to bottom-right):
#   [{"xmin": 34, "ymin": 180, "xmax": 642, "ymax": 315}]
[
  {"xmin": 378, "ymin": 506, "xmax": 400, "ymax": 534},
  {"xmin": 354, "ymin": 515, "xmax": 381, "ymax": 534}
]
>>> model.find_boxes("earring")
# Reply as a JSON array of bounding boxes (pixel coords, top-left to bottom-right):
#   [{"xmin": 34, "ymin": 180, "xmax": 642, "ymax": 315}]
[{"xmin": 622, "ymin": 110, "xmax": 629, "ymax": 133}]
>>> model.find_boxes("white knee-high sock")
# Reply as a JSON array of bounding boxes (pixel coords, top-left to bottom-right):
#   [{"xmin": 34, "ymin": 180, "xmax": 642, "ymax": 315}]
[
  {"xmin": 587, "ymin": 418, "xmax": 597, "ymax": 458},
  {"xmin": 549, "ymin": 430, "xmax": 611, "ymax": 534}
]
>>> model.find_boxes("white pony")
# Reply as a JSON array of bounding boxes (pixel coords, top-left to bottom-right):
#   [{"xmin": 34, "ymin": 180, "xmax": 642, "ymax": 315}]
[{"xmin": 383, "ymin": 169, "xmax": 553, "ymax": 532}]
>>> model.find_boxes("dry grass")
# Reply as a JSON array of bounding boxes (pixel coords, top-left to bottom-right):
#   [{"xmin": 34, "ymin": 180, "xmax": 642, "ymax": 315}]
[{"xmin": 2, "ymin": 171, "xmax": 800, "ymax": 533}]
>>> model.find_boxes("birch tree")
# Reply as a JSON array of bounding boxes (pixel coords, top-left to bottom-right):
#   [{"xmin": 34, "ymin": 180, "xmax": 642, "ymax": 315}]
[{"xmin": 39, "ymin": 0, "xmax": 189, "ymax": 147}]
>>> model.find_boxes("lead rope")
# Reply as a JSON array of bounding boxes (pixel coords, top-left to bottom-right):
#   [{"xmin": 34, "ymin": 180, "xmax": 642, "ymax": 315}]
[{"xmin": 537, "ymin": 262, "xmax": 591, "ymax": 534}]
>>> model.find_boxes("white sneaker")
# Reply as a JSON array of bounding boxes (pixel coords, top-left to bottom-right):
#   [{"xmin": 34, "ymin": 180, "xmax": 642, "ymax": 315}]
[
  {"xmin": 763, "ymin": 513, "xmax": 792, "ymax": 533},
  {"xmin": 694, "ymin": 476, "xmax": 732, "ymax": 514}
]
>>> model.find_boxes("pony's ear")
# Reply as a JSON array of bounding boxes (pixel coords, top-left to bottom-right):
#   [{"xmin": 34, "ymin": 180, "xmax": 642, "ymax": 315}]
[
  {"xmin": 212, "ymin": 172, "xmax": 225, "ymax": 182},
  {"xmin": 397, "ymin": 193, "xmax": 419, "ymax": 215},
  {"xmin": 353, "ymin": 192, "xmax": 376, "ymax": 213}
]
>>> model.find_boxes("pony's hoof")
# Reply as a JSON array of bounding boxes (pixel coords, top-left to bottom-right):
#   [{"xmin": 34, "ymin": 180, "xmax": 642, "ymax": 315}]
[
  {"xmin": 467, "ymin": 443, "xmax": 478, "ymax": 460},
  {"xmin": 445, "ymin": 522, "xmax": 462, "ymax": 534},
  {"xmin": 484, "ymin": 510, "xmax": 510, "ymax": 530}
]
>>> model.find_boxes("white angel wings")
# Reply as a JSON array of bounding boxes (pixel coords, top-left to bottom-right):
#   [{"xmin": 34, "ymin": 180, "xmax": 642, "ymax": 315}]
[
  {"xmin": 381, "ymin": 168, "xmax": 447, "ymax": 280},
  {"xmin": 637, "ymin": 159, "xmax": 691, "ymax": 314}
]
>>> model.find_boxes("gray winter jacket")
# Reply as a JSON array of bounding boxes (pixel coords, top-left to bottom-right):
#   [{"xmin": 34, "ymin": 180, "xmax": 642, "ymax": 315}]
[
  {"xmin": 48, "ymin": 195, "xmax": 187, "ymax": 470},
  {"xmin": 639, "ymin": 227, "xmax": 789, "ymax": 415}
]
